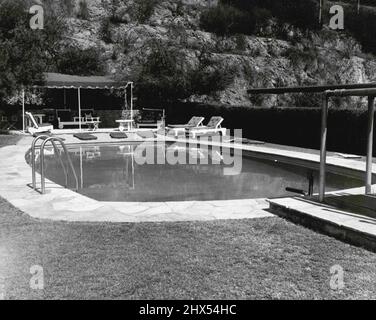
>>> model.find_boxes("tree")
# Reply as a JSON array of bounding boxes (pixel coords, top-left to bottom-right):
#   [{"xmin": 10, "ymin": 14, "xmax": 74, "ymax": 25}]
[
  {"xmin": 56, "ymin": 46, "xmax": 104, "ymax": 76},
  {"xmin": 0, "ymin": 0, "xmax": 64, "ymax": 100}
]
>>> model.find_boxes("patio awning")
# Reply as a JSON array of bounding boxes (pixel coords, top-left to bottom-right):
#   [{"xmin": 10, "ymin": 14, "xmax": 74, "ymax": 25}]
[
  {"xmin": 23, "ymin": 73, "xmax": 134, "ymax": 133},
  {"xmin": 34, "ymin": 72, "xmax": 129, "ymax": 89}
]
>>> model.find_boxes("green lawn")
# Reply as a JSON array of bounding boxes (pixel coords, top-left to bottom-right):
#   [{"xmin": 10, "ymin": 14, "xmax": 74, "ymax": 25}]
[
  {"xmin": 0, "ymin": 134, "xmax": 376, "ymax": 299},
  {"xmin": 1, "ymin": 197, "xmax": 376, "ymax": 300}
]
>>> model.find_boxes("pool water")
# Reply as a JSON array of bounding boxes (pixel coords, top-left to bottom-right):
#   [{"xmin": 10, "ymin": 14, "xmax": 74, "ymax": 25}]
[{"xmin": 33, "ymin": 143, "xmax": 363, "ymax": 202}]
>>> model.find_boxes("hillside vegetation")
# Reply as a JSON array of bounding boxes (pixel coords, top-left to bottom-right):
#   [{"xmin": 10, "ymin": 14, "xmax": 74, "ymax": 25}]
[{"xmin": 2, "ymin": 0, "xmax": 376, "ymax": 108}]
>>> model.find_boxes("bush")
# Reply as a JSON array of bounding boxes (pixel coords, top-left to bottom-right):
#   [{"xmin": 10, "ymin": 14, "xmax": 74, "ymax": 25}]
[
  {"xmin": 77, "ymin": 0, "xmax": 89, "ymax": 20},
  {"xmin": 133, "ymin": 42, "xmax": 235, "ymax": 104},
  {"xmin": 202, "ymin": 0, "xmax": 320, "ymax": 36},
  {"xmin": 99, "ymin": 18, "xmax": 112, "ymax": 43},
  {"xmin": 135, "ymin": 41, "xmax": 190, "ymax": 104},
  {"xmin": 56, "ymin": 46, "xmax": 104, "ymax": 76},
  {"xmin": 261, "ymin": 0, "xmax": 320, "ymax": 30},
  {"xmin": 134, "ymin": 0, "xmax": 159, "ymax": 24},
  {"xmin": 291, "ymin": 92, "xmax": 322, "ymax": 108},
  {"xmin": 200, "ymin": 4, "xmax": 256, "ymax": 36},
  {"xmin": 189, "ymin": 53, "xmax": 236, "ymax": 95},
  {"xmin": 106, "ymin": 0, "xmax": 128, "ymax": 23},
  {"xmin": 62, "ymin": 0, "xmax": 75, "ymax": 16},
  {"xmin": 346, "ymin": 5, "xmax": 376, "ymax": 54},
  {"xmin": 235, "ymin": 34, "xmax": 247, "ymax": 51}
]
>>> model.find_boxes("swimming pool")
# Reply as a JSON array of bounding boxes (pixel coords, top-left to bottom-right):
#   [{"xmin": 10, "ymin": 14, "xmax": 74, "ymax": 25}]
[{"xmin": 30, "ymin": 142, "xmax": 363, "ymax": 202}]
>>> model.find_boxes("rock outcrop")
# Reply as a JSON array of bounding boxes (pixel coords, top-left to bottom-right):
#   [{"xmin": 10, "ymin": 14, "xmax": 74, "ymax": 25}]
[{"xmin": 51, "ymin": 0, "xmax": 376, "ymax": 107}]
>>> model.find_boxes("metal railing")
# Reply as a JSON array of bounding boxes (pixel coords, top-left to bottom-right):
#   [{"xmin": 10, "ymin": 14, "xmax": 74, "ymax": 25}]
[{"xmin": 30, "ymin": 135, "xmax": 78, "ymax": 194}]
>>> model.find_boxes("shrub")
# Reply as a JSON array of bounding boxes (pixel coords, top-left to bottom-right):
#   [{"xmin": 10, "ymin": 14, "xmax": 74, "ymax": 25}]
[
  {"xmin": 62, "ymin": 0, "xmax": 75, "ymax": 16},
  {"xmin": 135, "ymin": 41, "xmax": 190, "ymax": 103},
  {"xmin": 235, "ymin": 34, "xmax": 247, "ymax": 51},
  {"xmin": 134, "ymin": 0, "xmax": 159, "ymax": 24},
  {"xmin": 107, "ymin": 0, "xmax": 128, "ymax": 23},
  {"xmin": 133, "ymin": 42, "xmax": 236, "ymax": 104},
  {"xmin": 282, "ymin": 45, "xmax": 318, "ymax": 65},
  {"xmin": 56, "ymin": 46, "xmax": 104, "ymax": 76},
  {"xmin": 77, "ymin": 0, "xmax": 90, "ymax": 20},
  {"xmin": 189, "ymin": 53, "xmax": 236, "ymax": 95},
  {"xmin": 262, "ymin": 0, "xmax": 320, "ymax": 30},
  {"xmin": 99, "ymin": 18, "xmax": 112, "ymax": 43},
  {"xmin": 199, "ymin": 4, "xmax": 256, "ymax": 36},
  {"xmin": 346, "ymin": 5, "xmax": 376, "ymax": 54},
  {"xmin": 200, "ymin": 0, "xmax": 321, "ymax": 37},
  {"xmin": 292, "ymin": 92, "xmax": 322, "ymax": 108}
]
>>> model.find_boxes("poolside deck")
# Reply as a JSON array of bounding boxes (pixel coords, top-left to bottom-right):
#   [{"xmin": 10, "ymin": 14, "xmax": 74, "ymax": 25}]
[{"xmin": 269, "ymin": 192, "xmax": 376, "ymax": 251}]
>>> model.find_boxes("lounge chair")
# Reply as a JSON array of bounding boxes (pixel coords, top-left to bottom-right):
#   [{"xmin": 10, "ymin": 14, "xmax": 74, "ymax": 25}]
[
  {"xmin": 187, "ymin": 116, "xmax": 226, "ymax": 138},
  {"xmin": 57, "ymin": 109, "xmax": 100, "ymax": 130},
  {"xmin": 25, "ymin": 112, "xmax": 53, "ymax": 134},
  {"xmin": 0, "ymin": 114, "xmax": 18, "ymax": 131},
  {"xmin": 167, "ymin": 116, "xmax": 204, "ymax": 137},
  {"xmin": 136, "ymin": 108, "xmax": 165, "ymax": 129}
]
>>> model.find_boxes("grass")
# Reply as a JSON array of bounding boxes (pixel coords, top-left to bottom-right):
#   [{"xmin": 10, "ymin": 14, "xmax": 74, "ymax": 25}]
[
  {"xmin": 0, "ymin": 134, "xmax": 21, "ymax": 147},
  {"xmin": 1, "ymin": 197, "xmax": 376, "ymax": 299},
  {"xmin": 1, "ymin": 135, "xmax": 376, "ymax": 299}
]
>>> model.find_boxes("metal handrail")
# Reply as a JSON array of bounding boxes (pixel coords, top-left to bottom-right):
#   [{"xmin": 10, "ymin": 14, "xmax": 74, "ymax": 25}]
[
  {"xmin": 31, "ymin": 135, "xmax": 52, "ymax": 190},
  {"xmin": 31, "ymin": 135, "xmax": 69, "ymax": 190},
  {"xmin": 40, "ymin": 137, "xmax": 79, "ymax": 194},
  {"xmin": 30, "ymin": 136, "xmax": 79, "ymax": 194}
]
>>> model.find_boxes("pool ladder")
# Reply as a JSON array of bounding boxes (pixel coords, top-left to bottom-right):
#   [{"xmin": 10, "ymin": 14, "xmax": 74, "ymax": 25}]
[{"xmin": 30, "ymin": 135, "xmax": 79, "ymax": 194}]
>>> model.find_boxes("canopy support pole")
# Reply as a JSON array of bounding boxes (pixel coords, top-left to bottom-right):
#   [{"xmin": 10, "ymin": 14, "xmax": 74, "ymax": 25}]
[
  {"xmin": 22, "ymin": 88, "xmax": 25, "ymax": 133},
  {"xmin": 319, "ymin": 94, "xmax": 329, "ymax": 202},
  {"xmin": 78, "ymin": 87, "xmax": 82, "ymax": 132},
  {"xmin": 130, "ymin": 82, "xmax": 133, "ymax": 130},
  {"xmin": 366, "ymin": 96, "xmax": 375, "ymax": 194},
  {"xmin": 63, "ymin": 88, "xmax": 66, "ymax": 109}
]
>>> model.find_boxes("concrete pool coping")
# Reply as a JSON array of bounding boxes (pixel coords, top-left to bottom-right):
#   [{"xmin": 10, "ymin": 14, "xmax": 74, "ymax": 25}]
[
  {"xmin": 0, "ymin": 133, "xmax": 375, "ymax": 228},
  {"xmin": 268, "ymin": 193, "xmax": 376, "ymax": 251}
]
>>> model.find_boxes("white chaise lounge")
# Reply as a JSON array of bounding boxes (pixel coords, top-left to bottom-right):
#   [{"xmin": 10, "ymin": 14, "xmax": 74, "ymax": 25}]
[
  {"xmin": 167, "ymin": 116, "xmax": 205, "ymax": 137},
  {"xmin": 188, "ymin": 116, "xmax": 226, "ymax": 138},
  {"xmin": 25, "ymin": 112, "xmax": 54, "ymax": 134}
]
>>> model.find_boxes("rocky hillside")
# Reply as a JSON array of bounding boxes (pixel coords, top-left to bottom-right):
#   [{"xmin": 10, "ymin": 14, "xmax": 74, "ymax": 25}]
[{"xmin": 46, "ymin": 0, "xmax": 376, "ymax": 107}]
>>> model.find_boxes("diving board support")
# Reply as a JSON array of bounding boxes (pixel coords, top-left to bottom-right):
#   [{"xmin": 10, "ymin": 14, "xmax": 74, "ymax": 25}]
[
  {"xmin": 319, "ymin": 94, "xmax": 328, "ymax": 202},
  {"xmin": 366, "ymin": 96, "xmax": 375, "ymax": 194},
  {"xmin": 320, "ymin": 88, "xmax": 376, "ymax": 202}
]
